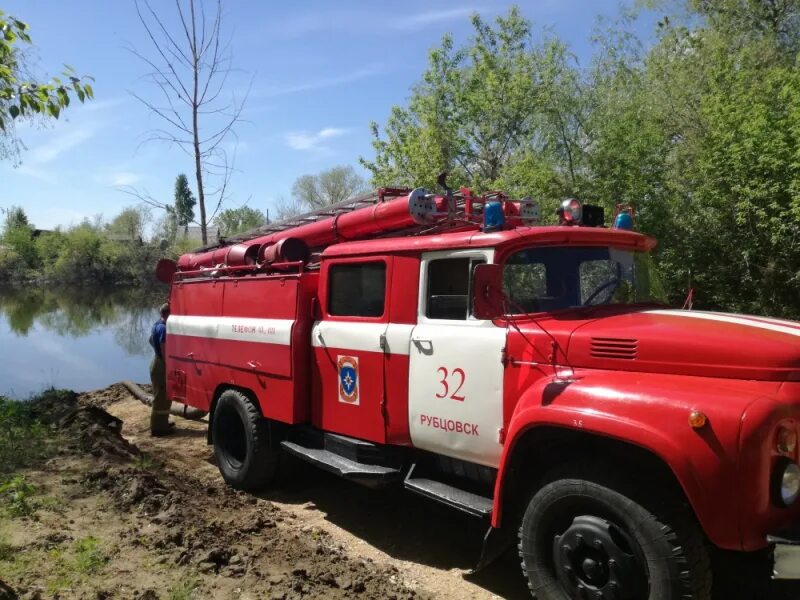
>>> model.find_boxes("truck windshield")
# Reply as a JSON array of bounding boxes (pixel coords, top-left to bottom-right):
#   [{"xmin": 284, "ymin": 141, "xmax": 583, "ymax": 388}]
[{"xmin": 502, "ymin": 246, "xmax": 666, "ymax": 313}]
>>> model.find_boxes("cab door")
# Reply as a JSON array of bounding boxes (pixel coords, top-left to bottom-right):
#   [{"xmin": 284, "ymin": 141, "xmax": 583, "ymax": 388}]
[
  {"xmin": 408, "ymin": 250, "xmax": 506, "ymax": 468},
  {"xmin": 311, "ymin": 257, "xmax": 389, "ymax": 443}
]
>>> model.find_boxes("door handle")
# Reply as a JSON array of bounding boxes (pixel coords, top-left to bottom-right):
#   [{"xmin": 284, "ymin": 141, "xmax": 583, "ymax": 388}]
[
  {"xmin": 247, "ymin": 360, "xmax": 261, "ymax": 369},
  {"xmin": 186, "ymin": 352, "xmax": 195, "ymax": 359},
  {"xmin": 411, "ymin": 337, "xmax": 432, "ymax": 344}
]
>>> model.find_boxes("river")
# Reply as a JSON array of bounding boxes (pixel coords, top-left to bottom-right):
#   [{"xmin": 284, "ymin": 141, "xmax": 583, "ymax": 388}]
[{"xmin": 0, "ymin": 285, "xmax": 167, "ymax": 398}]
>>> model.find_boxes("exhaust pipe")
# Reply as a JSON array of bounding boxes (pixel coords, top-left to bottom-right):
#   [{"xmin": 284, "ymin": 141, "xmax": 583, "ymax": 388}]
[{"xmin": 121, "ymin": 380, "xmax": 208, "ymax": 421}]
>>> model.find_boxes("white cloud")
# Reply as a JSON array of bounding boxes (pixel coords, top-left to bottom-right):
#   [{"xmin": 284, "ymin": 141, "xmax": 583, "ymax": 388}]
[
  {"xmin": 393, "ymin": 8, "xmax": 481, "ymax": 30},
  {"xmin": 82, "ymin": 97, "xmax": 128, "ymax": 112},
  {"xmin": 262, "ymin": 7, "xmax": 487, "ymax": 38},
  {"xmin": 26, "ymin": 128, "xmax": 95, "ymax": 165},
  {"xmin": 285, "ymin": 127, "xmax": 349, "ymax": 151},
  {"xmin": 94, "ymin": 170, "xmax": 142, "ymax": 187},
  {"xmin": 259, "ymin": 65, "xmax": 383, "ymax": 98}
]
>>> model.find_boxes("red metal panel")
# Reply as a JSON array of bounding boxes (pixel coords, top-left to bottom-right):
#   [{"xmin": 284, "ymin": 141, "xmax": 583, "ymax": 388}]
[
  {"xmin": 168, "ymin": 280, "xmax": 224, "ymax": 410},
  {"xmin": 313, "ymin": 344, "xmax": 386, "ymax": 443},
  {"xmin": 383, "ymin": 255, "xmax": 419, "ymax": 445},
  {"xmin": 222, "ymin": 276, "xmax": 299, "ymax": 320},
  {"xmin": 312, "ymin": 258, "xmax": 392, "ymax": 443},
  {"xmin": 737, "ymin": 383, "xmax": 800, "ymax": 550},
  {"xmin": 388, "ymin": 254, "xmax": 420, "ymax": 325},
  {"xmin": 323, "ymin": 227, "xmax": 656, "ymax": 258},
  {"xmin": 492, "ymin": 367, "xmax": 783, "ymax": 550},
  {"xmin": 384, "ymin": 353, "xmax": 411, "ymax": 445}
]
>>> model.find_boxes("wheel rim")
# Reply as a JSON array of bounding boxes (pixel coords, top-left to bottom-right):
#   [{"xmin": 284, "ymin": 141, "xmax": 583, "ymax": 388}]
[
  {"xmin": 216, "ymin": 404, "xmax": 247, "ymax": 469},
  {"xmin": 551, "ymin": 514, "xmax": 646, "ymax": 599}
]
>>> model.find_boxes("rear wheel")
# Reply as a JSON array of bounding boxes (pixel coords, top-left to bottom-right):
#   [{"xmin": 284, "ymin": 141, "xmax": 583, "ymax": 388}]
[
  {"xmin": 519, "ymin": 463, "xmax": 711, "ymax": 599},
  {"xmin": 212, "ymin": 389, "xmax": 278, "ymax": 491}
]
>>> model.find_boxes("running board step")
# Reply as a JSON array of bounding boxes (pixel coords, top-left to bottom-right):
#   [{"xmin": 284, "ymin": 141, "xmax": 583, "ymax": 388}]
[
  {"xmin": 404, "ymin": 466, "xmax": 493, "ymax": 518},
  {"xmin": 280, "ymin": 441, "xmax": 401, "ymax": 486}
]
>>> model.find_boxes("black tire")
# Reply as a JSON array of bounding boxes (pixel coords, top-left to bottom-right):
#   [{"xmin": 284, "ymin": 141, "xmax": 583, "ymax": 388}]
[
  {"xmin": 519, "ymin": 463, "xmax": 711, "ymax": 600},
  {"xmin": 212, "ymin": 389, "xmax": 278, "ymax": 491}
]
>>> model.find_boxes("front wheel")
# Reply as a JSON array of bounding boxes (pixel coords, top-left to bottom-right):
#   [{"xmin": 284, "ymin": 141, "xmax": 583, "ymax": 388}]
[
  {"xmin": 212, "ymin": 389, "xmax": 278, "ymax": 491},
  {"xmin": 519, "ymin": 464, "xmax": 711, "ymax": 599}
]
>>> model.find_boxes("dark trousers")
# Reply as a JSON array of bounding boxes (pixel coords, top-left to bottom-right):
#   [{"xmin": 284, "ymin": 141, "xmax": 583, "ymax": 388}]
[{"xmin": 149, "ymin": 356, "xmax": 171, "ymax": 432}]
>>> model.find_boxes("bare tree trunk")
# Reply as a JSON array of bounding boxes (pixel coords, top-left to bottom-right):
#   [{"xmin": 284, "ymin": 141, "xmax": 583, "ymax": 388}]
[{"xmin": 129, "ymin": 0, "xmax": 247, "ymax": 246}]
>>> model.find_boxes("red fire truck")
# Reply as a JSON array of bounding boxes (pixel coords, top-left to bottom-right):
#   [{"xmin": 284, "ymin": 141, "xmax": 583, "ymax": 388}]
[{"xmin": 156, "ymin": 185, "xmax": 800, "ymax": 599}]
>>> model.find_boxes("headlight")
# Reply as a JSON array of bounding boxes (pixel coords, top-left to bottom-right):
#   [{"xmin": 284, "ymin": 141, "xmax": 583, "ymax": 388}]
[{"xmin": 774, "ymin": 459, "xmax": 800, "ymax": 507}]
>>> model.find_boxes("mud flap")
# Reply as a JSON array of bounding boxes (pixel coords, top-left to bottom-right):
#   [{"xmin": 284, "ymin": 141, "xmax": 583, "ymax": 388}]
[{"xmin": 469, "ymin": 525, "xmax": 515, "ymax": 575}]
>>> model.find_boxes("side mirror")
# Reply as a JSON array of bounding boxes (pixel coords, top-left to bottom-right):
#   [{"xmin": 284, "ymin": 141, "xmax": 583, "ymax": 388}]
[{"xmin": 473, "ymin": 263, "xmax": 504, "ymax": 320}]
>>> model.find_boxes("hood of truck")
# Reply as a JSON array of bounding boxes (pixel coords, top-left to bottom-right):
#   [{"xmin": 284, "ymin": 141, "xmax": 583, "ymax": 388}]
[{"xmin": 565, "ymin": 308, "xmax": 800, "ymax": 381}]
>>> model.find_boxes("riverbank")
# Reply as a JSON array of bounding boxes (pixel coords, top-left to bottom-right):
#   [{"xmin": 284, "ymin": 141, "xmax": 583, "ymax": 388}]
[
  {"xmin": 2, "ymin": 386, "xmax": 798, "ymax": 599},
  {"xmin": 0, "ymin": 387, "xmax": 428, "ymax": 599}
]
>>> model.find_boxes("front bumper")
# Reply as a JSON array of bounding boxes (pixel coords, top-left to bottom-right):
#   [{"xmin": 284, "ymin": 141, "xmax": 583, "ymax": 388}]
[{"xmin": 769, "ymin": 526, "xmax": 800, "ymax": 579}]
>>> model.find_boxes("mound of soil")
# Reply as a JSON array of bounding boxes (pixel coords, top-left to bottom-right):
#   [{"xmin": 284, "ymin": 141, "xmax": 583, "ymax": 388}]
[{"xmin": 1, "ymin": 389, "xmax": 428, "ymax": 600}]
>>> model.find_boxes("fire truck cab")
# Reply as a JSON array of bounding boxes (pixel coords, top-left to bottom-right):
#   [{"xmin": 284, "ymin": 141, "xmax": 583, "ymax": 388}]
[{"xmin": 160, "ymin": 188, "xmax": 800, "ymax": 599}]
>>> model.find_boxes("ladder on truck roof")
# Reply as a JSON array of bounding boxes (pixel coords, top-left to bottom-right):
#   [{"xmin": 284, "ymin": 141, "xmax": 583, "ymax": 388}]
[{"xmin": 194, "ymin": 187, "xmax": 412, "ymax": 253}]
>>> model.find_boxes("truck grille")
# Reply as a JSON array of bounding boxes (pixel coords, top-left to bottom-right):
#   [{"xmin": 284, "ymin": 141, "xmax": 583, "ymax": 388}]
[{"xmin": 590, "ymin": 337, "xmax": 638, "ymax": 360}]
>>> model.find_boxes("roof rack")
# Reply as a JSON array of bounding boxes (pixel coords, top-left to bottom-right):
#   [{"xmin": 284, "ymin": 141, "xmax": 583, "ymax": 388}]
[{"xmin": 193, "ymin": 187, "xmax": 411, "ymax": 253}]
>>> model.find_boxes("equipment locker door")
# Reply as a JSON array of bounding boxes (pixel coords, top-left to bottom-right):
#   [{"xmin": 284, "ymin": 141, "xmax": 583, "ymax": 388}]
[
  {"xmin": 408, "ymin": 250, "xmax": 506, "ymax": 468},
  {"xmin": 311, "ymin": 258, "xmax": 390, "ymax": 443}
]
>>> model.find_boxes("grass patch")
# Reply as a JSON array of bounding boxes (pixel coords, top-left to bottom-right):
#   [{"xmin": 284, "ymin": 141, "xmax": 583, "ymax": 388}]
[
  {"xmin": 0, "ymin": 475, "xmax": 38, "ymax": 517},
  {"xmin": 134, "ymin": 453, "xmax": 165, "ymax": 472},
  {"xmin": 0, "ymin": 529, "xmax": 13, "ymax": 561},
  {"xmin": 168, "ymin": 576, "xmax": 199, "ymax": 600},
  {"xmin": 73, "ymin": 536, "xmax": 107, "ymax": 574},
  {"xmin": 0, "ymin": 390, "xmax": 71, "ymax": 473}
]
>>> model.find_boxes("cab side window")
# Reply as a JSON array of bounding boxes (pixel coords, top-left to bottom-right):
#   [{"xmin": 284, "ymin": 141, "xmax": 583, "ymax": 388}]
[
  {"xmin": 426, "ymin": 257, "xmax": 485, "ymax": 320},
  {"xmin": 328, "ymin": 262, "xmax": 386, "ymax": 317}
]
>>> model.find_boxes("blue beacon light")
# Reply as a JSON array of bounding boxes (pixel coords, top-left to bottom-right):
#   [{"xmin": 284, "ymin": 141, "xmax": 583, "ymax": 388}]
[
  {"xmin": 613, "ymin": 211, "xmax": 634, "ymax": 231},
  {"xmin": 483, "ymin": 201, "xmax": 506, "ymax": 232}
]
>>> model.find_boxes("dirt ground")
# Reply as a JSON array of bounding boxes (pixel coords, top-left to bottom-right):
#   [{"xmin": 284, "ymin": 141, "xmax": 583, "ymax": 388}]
[
  {"xmin": 0, "ymin": 385, "xmax": 526, "ymax": 600},
  {"xmin": 2, "ymin": 385, "xmax": 798, "ymax": 599}
]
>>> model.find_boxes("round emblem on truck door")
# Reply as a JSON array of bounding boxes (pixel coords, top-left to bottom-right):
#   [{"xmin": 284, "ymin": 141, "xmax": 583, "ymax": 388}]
[{"xmin": 337, "ymin": 355, "xmax": 359, "ymax": 405}]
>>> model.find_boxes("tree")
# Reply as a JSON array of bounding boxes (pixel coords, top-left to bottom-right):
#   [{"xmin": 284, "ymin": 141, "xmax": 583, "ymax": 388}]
[
  {"xmin": 291, "ymin": 165, "xmax": 368, "ymax": 211},
  {"xmin": 131, "ymin": 0, "xmax": 247, "ymax": 245},
  {"xmin": 106, "ymin": 206, "xmax": 151, "ymax": 241},
  {"xmin": 360, "ymin": 3, "xmax": 800, "ymax": 319},
  {"xmin": 173, "ymin": 173, "xmax": 196, "ymax": 235},
  {"xmin": 214, "ymin": 206, "xmax": 266, "ymax": 237},
  {"xmin": 361, "ymin": 7, "xmax": 582, "ymax": 201},
  {"xmin": 2, "ymin": 206, "xmax": 31, "ymax": 232},
  {"xmin": 0, "ymin": 10, "xmax": 93, "ymax": 162}
]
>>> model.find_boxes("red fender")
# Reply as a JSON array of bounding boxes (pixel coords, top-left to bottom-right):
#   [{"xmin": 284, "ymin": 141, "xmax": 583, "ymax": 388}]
[{"xmin": 492, "ymin": 369, "xmax": 780, "ymax": 551}]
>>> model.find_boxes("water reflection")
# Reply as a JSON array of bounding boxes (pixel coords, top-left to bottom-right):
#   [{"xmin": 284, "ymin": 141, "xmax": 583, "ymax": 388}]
[{"xmin": 0, "ymin": 285, "xmax": 167, "ymax": 397}]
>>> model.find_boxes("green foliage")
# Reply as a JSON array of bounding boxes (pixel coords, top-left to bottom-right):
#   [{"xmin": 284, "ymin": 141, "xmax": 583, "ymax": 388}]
[
  {"xmin": 133, "ymin": 453, "xmax": 164, "ymax": 472},
  {"xmin": 0, "ymin": 209, "xmax": 167, "ymax": 285},
  {"xmin": 0, "ymin": 397, "xmax": 53, "ymax": 472},
  {"xmin": 3, "ymin": 205, "xmax": 29, "ymax": 230},
  {"xmin": 72, "ymin": 537, "xmax": 107, "ymax": 574},
  {"xmin": 292, "ymin": 165, "xmax": 368, "ymax": 211},
  {"xmin": 214, "ymin": 205, "xmax": 267, "ymax": 237},
  {"xmin": 0, "ymin": 10, "xmax": 93, "ymax": 158},
  {"xmin": 362, "ymin": 8, "xmax": 583, "ymax": 196},
  {"xmin": 0, "ymin": 475, "xmax": 37, "ymax": 517},
  {"xmin": 106, "ymin": 205, "xmax": 150, "ymax": 241},
  {"xmin": 168, "ymin": 576, "xmax": 199, "ymax": 600},
  {"xmin": 363, "ymin": 3, "xmax": 800, "ymax": 318},
  {"xmin": 173, "ymin": 174, "xmax": 197, "ymax": 232}
]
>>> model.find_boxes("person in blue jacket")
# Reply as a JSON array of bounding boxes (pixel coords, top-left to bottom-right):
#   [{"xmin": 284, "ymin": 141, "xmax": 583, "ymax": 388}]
[{"xmin": 148, "ymin": 303, "xmax": 174, "ymax": 436}]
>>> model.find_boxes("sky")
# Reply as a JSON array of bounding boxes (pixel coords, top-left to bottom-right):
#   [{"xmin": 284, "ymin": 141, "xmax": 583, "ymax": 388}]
[{"xmin": 1, "ymin": 1, "xmax": 658, "ymax": 232}]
